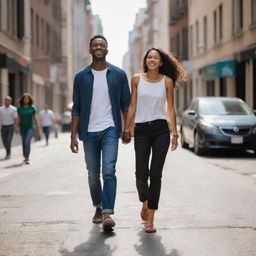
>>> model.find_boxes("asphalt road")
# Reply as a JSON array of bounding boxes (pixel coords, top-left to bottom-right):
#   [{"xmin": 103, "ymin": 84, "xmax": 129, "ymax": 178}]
[{"xmin": 0, "ymin": 133, "xmax": 255, "ymax": 256}]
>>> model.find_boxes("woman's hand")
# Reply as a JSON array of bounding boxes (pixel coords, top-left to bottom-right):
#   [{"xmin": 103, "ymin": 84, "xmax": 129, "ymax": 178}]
[{"xmin": 171, "ymin": 134, "xmax": 179, "ymax": 151}]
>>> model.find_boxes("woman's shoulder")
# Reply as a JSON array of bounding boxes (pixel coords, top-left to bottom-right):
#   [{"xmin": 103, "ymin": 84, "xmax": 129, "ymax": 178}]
[{"xmin": 132, "ymin": 73, "xmax": 141, "ymax": 79}]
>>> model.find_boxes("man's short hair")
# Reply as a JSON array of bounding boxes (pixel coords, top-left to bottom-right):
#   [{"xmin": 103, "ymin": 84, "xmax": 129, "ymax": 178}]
[{"xmin": 89, "ymin": 35, "xmax": 108, "ymax": 47}]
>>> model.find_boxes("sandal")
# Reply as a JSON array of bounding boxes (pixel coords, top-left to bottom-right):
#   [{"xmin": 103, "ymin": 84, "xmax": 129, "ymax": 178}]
[{"xmin": 145, "ymin": 224, "xmax": 156, "ymax": 233}]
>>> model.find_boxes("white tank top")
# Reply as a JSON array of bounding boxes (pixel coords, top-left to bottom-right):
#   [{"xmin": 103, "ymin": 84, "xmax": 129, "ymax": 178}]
[{"xmin": 135, "ymin": 75, "xmax": 168, "ymax": 123}]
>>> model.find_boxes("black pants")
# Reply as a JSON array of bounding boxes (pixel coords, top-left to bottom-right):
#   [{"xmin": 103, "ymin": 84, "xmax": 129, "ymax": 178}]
[
  {"xmin": 134, "ymin": 119, "xmax": 170, "ymax": 210},
  {"xmin": 1, "ymin": 125, "xmax": 14, "ymax": 156}
]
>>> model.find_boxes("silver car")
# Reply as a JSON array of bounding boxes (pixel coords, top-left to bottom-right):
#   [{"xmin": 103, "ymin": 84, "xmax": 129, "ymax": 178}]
[{"xmin": 180, "ymin": 97, "xmax": 256, "ymax": 155}]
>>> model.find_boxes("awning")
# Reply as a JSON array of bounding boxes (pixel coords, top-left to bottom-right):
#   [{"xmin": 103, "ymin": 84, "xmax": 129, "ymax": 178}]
[{"xmin": 203, "ymin": 60, "xmax": 236, "ymax": 81}]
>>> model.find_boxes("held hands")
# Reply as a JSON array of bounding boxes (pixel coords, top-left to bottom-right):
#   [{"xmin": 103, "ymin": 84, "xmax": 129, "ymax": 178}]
[
  {"xmin": 121, "ymin": 129, "xmax": 131, "ymax": 144},
  {"xmin": 70, "ymin": 137, "xmax": 79, "ymax": 153},
  {"xmin": 171, "ymin": 134, "xmax": 179, "ymax": 151}
]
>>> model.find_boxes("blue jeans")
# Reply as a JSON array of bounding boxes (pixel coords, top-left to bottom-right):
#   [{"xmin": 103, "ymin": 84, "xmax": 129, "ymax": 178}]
[
  {"xmin": 42, "ymin": 126, "xmax": 51, "ymax": 143},
  {"xmin": 83, "ymin": 127, "xmax": 119, "ymax": 214},
  {"xmin": 20, "ymin": 128, "xmax": 34, "ymax": 158},
  {"xmin": 1, "ymin": 125, "xmax": 14, "ymax": 156}
]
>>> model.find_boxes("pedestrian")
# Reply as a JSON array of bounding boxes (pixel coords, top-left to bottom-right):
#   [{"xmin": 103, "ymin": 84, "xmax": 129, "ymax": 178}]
[
  {"xmin": 122, "ymin": 47, "xmax": 185, "ymax": 233},
  {"xmin": 39, "ymin": 105, "xmax": 55, "ymax": 145},
  {"xmin": 0, "ymin": 96, "xmax": 18, "ymax": 159},
  {"xmin": 17, "ymin": 93, "xmax": 40, "ymax": 164},
  {"xmin": 70, "ymin": 35, "xmax": 130, "ymax": 231}
]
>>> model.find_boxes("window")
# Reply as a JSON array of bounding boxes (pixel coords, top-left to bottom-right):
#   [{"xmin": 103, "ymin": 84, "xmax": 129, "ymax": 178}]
[
  {"xmin": 46, "ymin": 23, "xmax": 50, "ymax": 52},
  {"xmin": 252, "ymin": 0, "xmax": 256, "ymax": 24},
  {"xmin": 232, "ymin": 0, "xmax": 243, "ymax": 34},
  {"xmin": 219, "ymin": 4, "xmax": 223, "ymax": 40},
  {"xmin": 36, "ymin": 15, "xmax": 39, "ymax": 47},
  {"xmin": 195, "ymin": 20, "xmax": 199, "ymax": 53},
  {"xmin": 182, "ymin": 28, "xmax": 188, "ymax": 59},
  {"xmin": 203, "ymin": 16, "xmax": 207, "ymax": 50},
  {"xmin": 213, "ymin": 10, "xmax": 217, "ymax": 44},
  {"xmin": 31, "ymin": 9, "xmax": 34, "ymax": 44},
  {"xmin": 176, "ymin": 33, "xmax": 180, "ymax": 58},
  {"xmin": 41, "ymin": 19, "xmax": 44, "ymax": 50},
  {"xmin": 189, "ymin": 25, "xmax": 193, "ymax": 58}
]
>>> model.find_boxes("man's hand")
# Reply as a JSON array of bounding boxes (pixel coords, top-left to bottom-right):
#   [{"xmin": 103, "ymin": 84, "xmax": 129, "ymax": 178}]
[
  {"xmin": 70, "ymin": 137, "xmax": 79, "ymax": 153},
  {"xmin": 121, "ymin": 130, "xmax": 131, "ymax": 144}
]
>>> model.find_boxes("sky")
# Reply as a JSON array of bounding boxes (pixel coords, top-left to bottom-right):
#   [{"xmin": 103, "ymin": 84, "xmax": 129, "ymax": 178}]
[{"xmin": 90, "ymin": 0, "xmax": 147, "ymax": 67}]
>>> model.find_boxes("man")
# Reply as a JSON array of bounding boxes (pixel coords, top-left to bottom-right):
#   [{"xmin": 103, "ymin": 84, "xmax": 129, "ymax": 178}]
[
  {"xmin": 0, "ymin": 96, "xmax": 18, "ymax": 159},
  {"xmin": 39, "ymin": 105, "xmax": 55, "ymax": 145},
  {"xmin": 70, "ymin": 35, "xmax": 130, "ymax": 231}
]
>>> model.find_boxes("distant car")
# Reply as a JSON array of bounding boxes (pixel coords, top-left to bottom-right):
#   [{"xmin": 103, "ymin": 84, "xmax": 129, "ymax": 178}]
[{"xmin": 180, "ymin": 97, "xmax": 256, "ymax": 155}]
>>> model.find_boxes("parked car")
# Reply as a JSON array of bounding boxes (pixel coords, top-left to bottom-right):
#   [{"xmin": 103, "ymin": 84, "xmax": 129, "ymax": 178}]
[{"xmin": 180, "ymin": 97, "xmax": 256, "ymax": 155}]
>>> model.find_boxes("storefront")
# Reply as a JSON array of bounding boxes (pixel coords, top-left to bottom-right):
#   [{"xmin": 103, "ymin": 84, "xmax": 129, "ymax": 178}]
[
  {"xmin": 203, "ymin": 60, "xmax": 236, "ymax": 97},
  {"xmin": 0, "ymin": 54, "xmax": 30, "ymax": 105}
]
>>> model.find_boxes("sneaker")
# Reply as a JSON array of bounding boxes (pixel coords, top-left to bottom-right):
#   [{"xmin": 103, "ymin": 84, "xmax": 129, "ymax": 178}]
[
  {"xmin": 102, "ymin": 214, "xmax": 115, "ymax": 231},
  {"xmin": 92, "ymin": 207, "xmax": 102, "ymax": 223},
  {"xmin": 5, "ymin": 155, "xmax": 11, "ymax": 160}
]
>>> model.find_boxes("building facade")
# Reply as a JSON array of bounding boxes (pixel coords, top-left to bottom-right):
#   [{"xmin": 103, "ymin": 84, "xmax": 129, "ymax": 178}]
[
  {"xmin": 0, "ymin": 0, "xmax": 31, "ymax": 105},
  {"xmin": 169, "ymin": 0, "xmax": 189, "ymax": 116},
  {"xmin": 30, "ymin": 0, "xmax": 63, "ymax": 115},
  {"xmin": 189, "ymin": 0, "xmax": 256, "ymax": 109}
]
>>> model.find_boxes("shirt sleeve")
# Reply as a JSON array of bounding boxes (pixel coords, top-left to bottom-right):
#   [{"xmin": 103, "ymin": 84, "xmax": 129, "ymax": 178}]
[
  {"xmin": 120, "ymin": 71, "xmax": 131, "ymax": 112},
  {"xmin": 71, "ymin": 74, "xmax": 81, "ymax": 116},
  {"xmin": 32, "ymin": 106, "xmax": 37, "ymax": 114}
]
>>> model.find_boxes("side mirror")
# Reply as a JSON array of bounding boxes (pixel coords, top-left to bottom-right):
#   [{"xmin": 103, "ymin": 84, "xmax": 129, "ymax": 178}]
[{"xmin": 188, "ymin": 110, "xmax": 196, "ymax": 115}]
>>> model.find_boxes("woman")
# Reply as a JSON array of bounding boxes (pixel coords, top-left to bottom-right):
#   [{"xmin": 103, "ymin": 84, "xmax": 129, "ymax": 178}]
[
  {"xmin": 122, "ymin": 47, "xmax": 185, "ymax": 233},
  {"xmin": 17, "ymin": 93, "xmax": 40, "ymax": 164}
]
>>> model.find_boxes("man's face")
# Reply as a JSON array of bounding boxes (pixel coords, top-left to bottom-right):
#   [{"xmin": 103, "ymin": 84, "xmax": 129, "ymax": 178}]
[
  {"xmin": 4, "ymin": 98, "xmax": 12, "ymax": 107},
  {"xmin": 89, "ymin": 38, "xmax": 108, "ymax": 60}
]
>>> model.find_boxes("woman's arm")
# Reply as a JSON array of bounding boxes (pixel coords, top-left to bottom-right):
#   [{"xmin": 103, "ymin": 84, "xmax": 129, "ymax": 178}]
[
  {"xmin": 32, "ymin": 114, "xmax": 40, "ymax": 135},
  {"xmin": 165, "ymin": 77, "xmax": 179, "ymax": 151},
  {"xmin": 121, "ymin": 74, "xmax": 140, "ymax": 143}
]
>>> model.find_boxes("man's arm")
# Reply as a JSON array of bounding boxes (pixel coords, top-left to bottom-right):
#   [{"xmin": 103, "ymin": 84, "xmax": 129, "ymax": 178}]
[{"xmin": 70, "ymin": 115, "xmax": 79, "ymax": 153}]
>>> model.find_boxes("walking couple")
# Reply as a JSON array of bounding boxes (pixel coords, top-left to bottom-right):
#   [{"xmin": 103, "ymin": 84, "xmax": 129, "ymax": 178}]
[{"xmin": 70, "ymin": 35, "xmax": 185, "ymax": 232}]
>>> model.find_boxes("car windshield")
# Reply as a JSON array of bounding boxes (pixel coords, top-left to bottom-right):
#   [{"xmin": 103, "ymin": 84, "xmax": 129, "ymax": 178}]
[{"xmin": 199, "ymin": 100, "xmax": 252, "ymax": 115}]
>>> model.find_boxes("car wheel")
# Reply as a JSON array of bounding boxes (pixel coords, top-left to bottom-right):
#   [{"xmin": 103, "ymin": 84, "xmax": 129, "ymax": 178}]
[
  {"xmin": 194, "ymin": 132, "xmax": 204, "ymax": 156},
  {"xmin": 180, "ymin": 128, "xmax": 189, "ymax": 149}
]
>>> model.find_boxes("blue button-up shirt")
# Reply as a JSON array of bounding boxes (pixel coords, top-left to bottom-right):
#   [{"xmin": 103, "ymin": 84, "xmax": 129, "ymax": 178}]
[{"xmin": 72, "ymin": 63, "xmax": 131, "ymax": 140}]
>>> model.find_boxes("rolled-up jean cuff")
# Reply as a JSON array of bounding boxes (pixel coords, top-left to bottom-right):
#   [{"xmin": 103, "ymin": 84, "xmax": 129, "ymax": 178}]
[
  {"xmin": 94, "ymin": 204, "xmax": 102, "ymax": 208},
  {"xmin": 102, "ymin": 209, "xmax": 114, "ymax": 215}
]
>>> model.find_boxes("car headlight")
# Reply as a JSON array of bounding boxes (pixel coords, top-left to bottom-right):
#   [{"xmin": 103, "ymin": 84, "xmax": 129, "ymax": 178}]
[
  {"xmin": 199, "ymin": 122, "xmax": 219, "ymax": 133},
  {"xmin": 252, "ymin": 126, "xmax": 256, "ymax": 134}
]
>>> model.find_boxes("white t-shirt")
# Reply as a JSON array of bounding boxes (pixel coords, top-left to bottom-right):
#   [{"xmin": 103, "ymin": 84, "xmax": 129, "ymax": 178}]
[
  {"xmin": 135, "ymin": 75, "xmax": 168, "ymax": 123},
  {"xmin": 0, "ymin": 105, "xmax": 17, "ymax": 125},
  {"xmin": 88, "ymin": 68, "xmax": 114, "ymax": 132},
  {"xmin": 39, "ymin": 109, "xmax": 55, "ymax": 127}
]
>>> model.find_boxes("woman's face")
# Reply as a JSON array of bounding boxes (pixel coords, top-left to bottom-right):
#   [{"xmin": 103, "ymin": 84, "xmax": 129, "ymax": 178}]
[
  {"xmin": 23, "ymin": 95, "xmax": 30, "ymax": 104},
  {"xmin": 146, "ymin": 50, "xmax": 162, "ymax": 71}
]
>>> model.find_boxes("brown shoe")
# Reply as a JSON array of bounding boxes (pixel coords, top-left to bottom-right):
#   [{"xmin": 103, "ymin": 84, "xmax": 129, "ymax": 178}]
[
  {"xmin": 92, "ymin": 207, "xmax": 102, "ymax": 223},
  {"xmin": 102, "ymin": 214, "xmax": 115, "ymax": 231}
]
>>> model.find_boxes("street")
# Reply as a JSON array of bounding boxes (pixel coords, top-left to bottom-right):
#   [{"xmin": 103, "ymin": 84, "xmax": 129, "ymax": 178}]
[{"xmin": 0, "ymin": 133, "xmax": 255, "ymax": 256}]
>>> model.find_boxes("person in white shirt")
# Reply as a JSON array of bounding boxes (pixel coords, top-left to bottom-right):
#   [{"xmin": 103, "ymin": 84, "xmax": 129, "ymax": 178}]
[
  {"xmin": 0, "ymin": 96, "xmax": 18, "ymax": 159},
  {"xmin": 39, "ymin": 105, "xmax": 55, "ymax": 145},
  {"xmin": 122, "ymin": 47, "xmax": 185, "ymax": 233}
]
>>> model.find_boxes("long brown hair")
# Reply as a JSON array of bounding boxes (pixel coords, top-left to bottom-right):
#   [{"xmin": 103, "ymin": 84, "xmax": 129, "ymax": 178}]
[
  {"xmin": 18, "ymin": 93, "xmax": 34, "ymax": 106},
  {"xmin": 143, "ymin": 47, "xmax": 186, "ymax": 88}
]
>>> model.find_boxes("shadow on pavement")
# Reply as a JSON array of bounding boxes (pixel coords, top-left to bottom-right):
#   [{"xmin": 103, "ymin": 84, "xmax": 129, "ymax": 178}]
[
  {"xmin": 135, "ymin": 230, "xmax": 181, "ymax": 256},
  {"xmin": 186, "ymin": 148, "xmax": 255, "ymax": 159},
  {"xmin": 59, "ymin": 224, "xmax": 116, "ymax": 256},
  {"xmin": 4, "ymin": 162, "xmax": 23, "ymax": 168}
]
